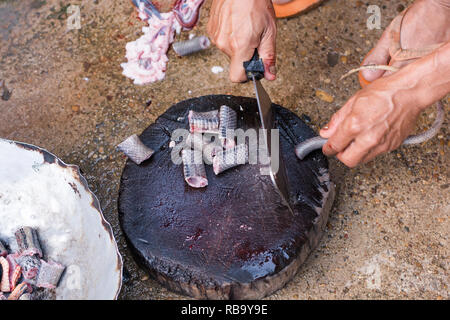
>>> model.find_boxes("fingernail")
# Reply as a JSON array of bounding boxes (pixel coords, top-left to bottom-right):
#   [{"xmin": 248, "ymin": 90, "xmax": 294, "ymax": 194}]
[
  {"xmin": 269, "ymin": 65, "xmax": 277, "ymax": 75},
  {"xmin": 322, "ymin": 125, "xmax": 329, "ymax": 130},
  {"xmin": 361, "ymin": 62, "xmax": 385, "ymax": 82}
]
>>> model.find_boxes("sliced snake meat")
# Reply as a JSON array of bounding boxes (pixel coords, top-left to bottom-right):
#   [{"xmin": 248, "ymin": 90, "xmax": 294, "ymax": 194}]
[
  {"xmin": 182, "ymin": 149, "xmax": 208, "ymax": 188},
  {"xmin": 36, "ymin": 260, "xmax": 66, "ymax": 289},
  {"xmin": 188, "ymin": 110, "xmax": 219, "ymax": 133},
  {"xmin": 218, "ymin": 105, "xmax": 237, "ymax": 149},
  {"xmin": 118, "ymin": 134, "xmax": 155, "ymax": 165},
  {"xmin": 14, "ymin": 227, "xmax": 42, "ymax": 257},
  {"xmin": 213, "ymin": 144, "xmax": 248, "ymax": 175}
]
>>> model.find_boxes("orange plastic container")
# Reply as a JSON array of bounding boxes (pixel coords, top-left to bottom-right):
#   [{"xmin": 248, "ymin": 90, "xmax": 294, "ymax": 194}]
[{"xmin": 273, "ymin": 0, "xmax": 324, "ymax": 18}]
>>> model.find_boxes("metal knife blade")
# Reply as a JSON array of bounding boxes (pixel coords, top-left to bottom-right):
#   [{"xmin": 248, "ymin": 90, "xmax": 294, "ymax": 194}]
[{"xmin": 251, "ymin": 75, "xmax": 295, "ymax": 216}]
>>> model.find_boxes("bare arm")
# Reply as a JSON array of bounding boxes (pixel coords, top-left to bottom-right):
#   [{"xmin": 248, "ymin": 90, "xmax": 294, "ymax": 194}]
[
  {"xmin": 393, "ymin": 41, "xmax": 450, "ymax": 111},
  {"xmin": 320, "ymin": 42, "xmax": 449, "ymax": 167}
]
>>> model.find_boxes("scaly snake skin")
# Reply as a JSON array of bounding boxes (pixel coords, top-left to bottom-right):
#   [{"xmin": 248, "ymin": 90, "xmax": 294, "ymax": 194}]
[{"xmin": 295, "ymin": 100, "xmax": 445, "ymax": 160}]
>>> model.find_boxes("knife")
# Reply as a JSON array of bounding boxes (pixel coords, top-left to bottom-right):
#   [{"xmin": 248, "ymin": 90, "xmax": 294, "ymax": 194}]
[{"xmin": 244, "ymin": 50, "xmax": 295, "ymax": 216}]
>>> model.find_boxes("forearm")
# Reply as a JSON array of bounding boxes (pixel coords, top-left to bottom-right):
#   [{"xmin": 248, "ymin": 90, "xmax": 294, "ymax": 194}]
[
  {"xmin": 391, "ymin": 41, "xmax": 450, "ymax": 112},
  {"xmin": 431, "ymin": 0, "xmax": 450, "ymax": 8}
]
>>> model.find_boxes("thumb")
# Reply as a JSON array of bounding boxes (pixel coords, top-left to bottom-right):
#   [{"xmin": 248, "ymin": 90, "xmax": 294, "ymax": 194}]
[
  {"xmin": 229, "ymin": 47, "xmax": 255, "ymax": 83},
  {"xmin": 360, "ymin": 24, "xmax": 392, "ymax": 82},
  {"xmin": 258, "ymin": 22, "xmax": 277, "ymax": 81}
]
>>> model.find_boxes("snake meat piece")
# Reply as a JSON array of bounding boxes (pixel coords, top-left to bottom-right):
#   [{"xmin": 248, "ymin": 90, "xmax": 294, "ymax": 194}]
[
  {"xmin": 118, "ymin": 134, "xmax": 155, "ymax": 165},
  {"xmin": 188, "ymin": 110, "xmax": 220, "ymax": 133},
  {"xmin": 10, "ymin": 265, "xmax": 22, "ymax": 291},
  {"xmin": 182, "ymin": 149, "xmax": 208, "ymax": 188},
  {"xmin": 36, "ymin": 260, "xmax": 65, "ymax": 289},
  {"xmin": 7, "ymin": 282, "xmax": 27, "ymax": 300},
  {"xmin": 218, "ymin": 105, "xmax": 237, "ymax": 149},
  {"xmin": 17, "ymin": 254, "xmax": 41, "ymax": 283},
  {"xmin": 0, "ymin": 241, "xmax": 7, "ymax": 257},
  {"xmin": 213, "ymin": 144, "xmax": 249, "ymax": 175},
  {"xmin": 172, "ymin": 36, "xmax": 210, "ymax": 56},
  {"xmin": 0, "ymin": 257, "xmax": 10, "ymax": 292},
  {"xmin": 15, "ymin": 227, "xmax": 43, "ymax": 258}
]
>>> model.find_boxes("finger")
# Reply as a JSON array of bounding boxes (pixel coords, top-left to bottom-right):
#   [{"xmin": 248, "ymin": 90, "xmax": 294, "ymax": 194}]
[
  {"xmin": 322, "ymin": 108, "xmax": 365, "ymax": 156},
  {"xmin": 212, "ymin": 0, "xmax": 229, "ymax": 42},
  {"xmin": 229, "ymin": 47, "xmax": 255, "ymax": 83},
  {"xmin": 258, "ymin": 18, "xmax": 277, "ymax": 81},
  {"xmin": 323, "ymin": 133, "xmax": 355, "ymax": 157},
  {"xmin": 214, "ymin": 34, "xmax": 233, "ymax": 57},
  {"xmin": 207, "ymin": 0, "xmax": 221, "ymax": 39},
  {"xmin": 383, "ymin": 59, "xmax": 409, "ymax": 77},
  {"xmin": 360, "ymin": 24, "xmax": 393, "ymax": 82},
  {"xmin": 320, "ymin": 97, "xmax": 355, "ymax": 138},
  {"xmin": 209, "ymin": 2, "xmax": 232, "ymax": 55},
  {"xmin": 360, "ymin": 132, "xmax": 402, "ymax": 164},
  {"xmin": 360, "ymin": 143, "xmax": 390, "ymax": 164},
  {"xmin": 336, "ymin": 138, "xmax": 374, "ymax": 168}
]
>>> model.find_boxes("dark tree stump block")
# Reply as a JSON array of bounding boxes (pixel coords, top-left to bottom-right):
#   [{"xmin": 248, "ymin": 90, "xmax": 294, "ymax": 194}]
[{"xmin": 118, "ymin": 95, "xmax": 335, "ymax": 299}]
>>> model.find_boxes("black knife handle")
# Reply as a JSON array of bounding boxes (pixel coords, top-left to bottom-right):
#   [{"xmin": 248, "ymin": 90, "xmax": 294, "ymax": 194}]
[{"xmin": 244, "ymin": 49, "xmax": 265, "ymax": 81}]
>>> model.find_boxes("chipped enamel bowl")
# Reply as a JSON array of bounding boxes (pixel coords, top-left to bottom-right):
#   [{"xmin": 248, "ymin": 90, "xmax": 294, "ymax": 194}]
[{"xmin": 0, "ymin": 139, "xmax": 122, "ymax": 299}]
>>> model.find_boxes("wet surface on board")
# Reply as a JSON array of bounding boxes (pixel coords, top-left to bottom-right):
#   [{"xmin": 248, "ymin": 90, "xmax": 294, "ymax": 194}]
[
  {"xmin": 119, "ymin": 95, "xmax": 333, "ymax": 299},
  {"xmin": 0, "ymin": 0, "xmax": 448, "ymax": 299}
]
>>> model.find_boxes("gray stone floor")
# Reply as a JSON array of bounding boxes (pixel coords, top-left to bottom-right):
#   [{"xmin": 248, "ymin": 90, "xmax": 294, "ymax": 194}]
[{"xmin": 0, "ymin": 0, "xmax": 448, "ymax": 299}]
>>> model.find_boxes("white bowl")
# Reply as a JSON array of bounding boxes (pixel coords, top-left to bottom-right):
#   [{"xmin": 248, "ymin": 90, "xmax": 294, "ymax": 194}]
[{"xmin": 0, "ymin": 139, "xmax": 122, "ymax": 299}]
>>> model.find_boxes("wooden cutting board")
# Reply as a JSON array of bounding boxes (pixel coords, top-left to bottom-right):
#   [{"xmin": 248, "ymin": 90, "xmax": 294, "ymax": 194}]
[{"xmin": 118, "ymin": 95, "xmax": 335, "ymax": 299}]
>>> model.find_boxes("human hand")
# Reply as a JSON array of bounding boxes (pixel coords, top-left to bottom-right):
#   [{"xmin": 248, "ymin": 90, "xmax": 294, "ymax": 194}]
[
  {"xmin": 207, "ymin": 0, "xmax": 277, "ymax": 82},
  {"xmin": 319, "ymin": 78, "xmax": 422, "ymax": 167},
  {"xmin": 361, "ymin": 0, "xmax": 450, "ymax": 82},
  {"xmin": 325, "ymin": 0, "xmax": 450, "ymax": 167}
]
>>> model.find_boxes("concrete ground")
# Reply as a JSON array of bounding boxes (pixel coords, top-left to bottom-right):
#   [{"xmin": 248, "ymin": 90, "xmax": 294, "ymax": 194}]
[{"xmin": 0, "ymin": 0, "xmax": 448, "ymax": 299}]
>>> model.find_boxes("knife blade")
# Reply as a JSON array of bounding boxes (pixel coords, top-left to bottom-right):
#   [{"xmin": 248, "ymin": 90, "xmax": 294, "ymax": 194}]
[{"xmin": 244, "ymin": 50, "xmax": 295, "ymax": 216}]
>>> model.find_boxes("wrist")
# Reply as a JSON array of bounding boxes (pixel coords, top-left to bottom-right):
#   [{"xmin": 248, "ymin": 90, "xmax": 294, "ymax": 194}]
[
  {"xmin": 429, "ymin": 0, "xmax": 450, "ymax": 9},
  {"xmin": 390, "ymin": 42, "xmax": 450, "ymax": 112}
]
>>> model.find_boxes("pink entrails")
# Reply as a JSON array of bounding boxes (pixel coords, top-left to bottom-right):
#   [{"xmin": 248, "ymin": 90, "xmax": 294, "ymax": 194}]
[{"xmin": 121, "ymin": 0, "xmax": 205, "ymax": 84}]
